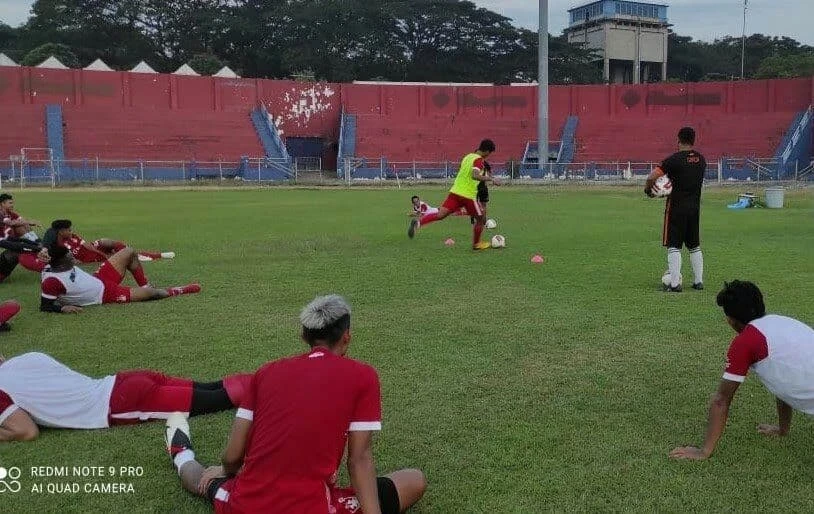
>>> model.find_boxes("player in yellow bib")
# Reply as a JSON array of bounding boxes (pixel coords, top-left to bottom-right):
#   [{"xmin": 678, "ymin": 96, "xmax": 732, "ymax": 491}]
[{"xmin": 408, "ymin": 140, "xmax": 498, "ymax": 250}]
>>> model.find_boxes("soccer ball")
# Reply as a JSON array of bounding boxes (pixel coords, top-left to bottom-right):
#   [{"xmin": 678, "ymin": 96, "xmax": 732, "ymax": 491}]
[
  {"xmin": 661, "ymin": 270, "xmax": 682, "ymax": 287},
  {"xmin": 485, "ymin": 219, "xmax": 497, "ymax": 229},
  {"xmin": 491, "ymin": 235, "xmax": 506, "ymax": 248},
  {"xmin": 651, "ymin": 175, "xmax": 673, "ymax": 197}
]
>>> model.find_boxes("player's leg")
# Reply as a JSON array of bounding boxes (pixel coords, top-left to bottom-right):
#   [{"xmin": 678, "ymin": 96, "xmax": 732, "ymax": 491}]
[
  {"xmin": 104, "ymin": 247, "xmax": 150, "ymax": 286},
  {"xmin": 686, "ymin": 208, "xmax": 703, "ymax": 289},
  {"xmin": 190, "ymin": 373, "xmax": 252, "ymax": 416},
  {"xmin": 128, "ymin": 284, "xmax": 201, "ymax": 302},
  {"xmin": 0, "ymin": 250, "xmax": 19, "ymax": 282},
  {"xmin": 94, "ymin": 239, "xmax": 126, "ymax": 255},
  {"xmin": 409, "ymin": 196, "xmax": 455, "ymax": 238},
  {"xmin": 164, "ymin": 413, "xmax": 211, "ymax": 496},
  {"xmin": 662, "ymin": 200, "xmax": 684, "ymax": 291},
  {"xmin": 18, "ymin": 252, "xmax": 46, "ymax": 272},
  {"xmin": 383, "ymin": 469, "xmax": 427, "ymax": 513},
  {"xmin": 0, "ymin": 299, "xmax": 21, "ymax": 331},
  {"xmin": 466, "ymin": 200, "xmax": 488, "ymax": 250}
]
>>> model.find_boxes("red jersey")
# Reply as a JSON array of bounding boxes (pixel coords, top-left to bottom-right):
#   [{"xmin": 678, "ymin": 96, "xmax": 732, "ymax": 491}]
[
  {"xmin": 1, "ymin": 210, "xmax": 19, "ymax": 239},
  {"xmin": 60, "ymin": 233, "xmax": 102, "ymax": 263},
  {"xmin": 221, "ymin": 348, "xmax": 382, "ymax": 514}
]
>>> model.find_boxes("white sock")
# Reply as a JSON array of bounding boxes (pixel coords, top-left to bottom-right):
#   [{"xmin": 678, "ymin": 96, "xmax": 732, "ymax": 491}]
[
  {"xmin": 173, "ymin": 449, "xmax": 195, "ymax": 474},
  {"xmin": 668, "ymin": 248, "xmax": 682, "ymax": 288},
  {"xmin": 689, "ymin": 247, "xmax": 703, "ymax": 285}
]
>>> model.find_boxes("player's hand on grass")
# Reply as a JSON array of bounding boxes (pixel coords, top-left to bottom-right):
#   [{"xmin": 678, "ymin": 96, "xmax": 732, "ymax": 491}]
[
  {"xmin": 60, "ymin": 305, "xmax": 82, "ymax": 314},
  {"xmin": 757, "ymin": 424, "xmax": 787, "ymax": 437},
  {"xmin": 198, "ymin": 465, "xmax": 226, "ymax": 494},
  {"xmin": 669, "ymin": 446, "xmax": 708, "ymax": 460}
]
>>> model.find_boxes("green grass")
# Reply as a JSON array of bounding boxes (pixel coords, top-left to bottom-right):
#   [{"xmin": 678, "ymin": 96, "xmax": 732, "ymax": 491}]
[{"xmin": 0, "ymin": 185, "xmax": 813, "ymax": 513}]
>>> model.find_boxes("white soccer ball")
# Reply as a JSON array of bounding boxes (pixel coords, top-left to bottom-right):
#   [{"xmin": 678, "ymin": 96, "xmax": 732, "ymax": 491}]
[
  {"xmin": 490, "ymin": 235, "xmax": 506, "ymax": 248},
  {"xmin": 661, "ymin": 270, "xmax": 682, "ymax": 287},
  {"xmin": 485, "ymin": 219, "xmax": 497, "ymax": 229},
  {"xmin": 651, "ymin": 175, "xmax": 673, "ymax": 197}
]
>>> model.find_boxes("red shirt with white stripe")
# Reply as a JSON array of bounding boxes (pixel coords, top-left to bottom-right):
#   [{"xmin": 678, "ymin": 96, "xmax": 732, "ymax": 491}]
[
  {"xmin": 0, "ymin": 352, "xmax": 116, "ymax": 428},
  {"xmin": 723, "ymin": 315, "xmax": 814, "ymax": 414},
  {"xmin": 41, "ymin": 266, "xmax": 104, "ymax": 306},
  {"xmin": 222, "ymin": 347, "xmax": 382, "ymax": 513}
]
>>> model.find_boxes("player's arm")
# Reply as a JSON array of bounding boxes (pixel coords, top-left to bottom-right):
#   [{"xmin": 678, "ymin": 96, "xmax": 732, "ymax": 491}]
[
  {"xmin": 40, "ymin": 278, "xmax": 82, "ymax": 313},
  {"xmin": 221, "ymin": 416, "xmax": 251, "ymax": 475},
  {"xmin": 0, "ymin": 392, "xmax": 39, "ymax": 442},
  {"xmin": 3, "ymin": 216, "xmax": 38, "ymax": 228},
  {"xmin": 757, "ymin": 397, "xmax": 793, "ymax": 437},
  {"xmin": 670, "ymin": 379, "xmax": 741, "ymax": 460},
  {"xmin": 81, "ymin": 239, "xmax": 107, "ymax": 259},
  {"xmin": 347, "ymin": 430, "xmax": 382, "ymax": 514}
]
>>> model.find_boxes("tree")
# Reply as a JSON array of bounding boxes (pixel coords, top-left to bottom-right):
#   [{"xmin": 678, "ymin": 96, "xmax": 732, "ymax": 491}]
[
  {"xmin": 21, "ymin": 42, "xmax": 80, "ymax": 67},
  {"xmin": 756, "ymin": 52, "xmax": 814, "ymax": 79},
  {"xmin": 187, "ymin": 53, "xmax": 224, "ymax": 75}
]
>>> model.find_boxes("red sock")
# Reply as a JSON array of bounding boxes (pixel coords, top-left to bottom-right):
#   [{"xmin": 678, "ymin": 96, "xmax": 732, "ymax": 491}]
[
  {"xmin": 131, "ymin": 266, "xmax": 149, "ymax": 287},
  {"xmin": 19, "ymin": 253, "xmax": 46, "ymax": 272},
  {"xmin": 223, "ymin": 373, "xmax": 253, "ymax": 406},
  {"xmin": 113, "ymin": 241, "xmax": 127, "ymax": 252},
  {"xmin": 473, "ymin": 222, "xmax": 484, "ymax": 246},
  {"xmin": 0, "ymin": 300, "xmax": 21, "ymax": 324},
  {"xmin": 419, "ymin": 212, "xmax": 439, "ymax": 226},
  {"xmin": 139, "ymin": 251, "xmax": 163, "ymax": 260},
  {"xmin": 166, "ymin": 284, "xmax": 201, "ymax": 296}
]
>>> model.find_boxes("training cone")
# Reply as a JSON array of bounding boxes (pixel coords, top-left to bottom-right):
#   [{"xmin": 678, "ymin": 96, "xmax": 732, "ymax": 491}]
[
  {"xmin": 531, "ymin": 254, "xmax": 544, "ymax": 264},
  {"xmin": 444, "ymin": 238, "xmax": 456, "ymax": 246}
]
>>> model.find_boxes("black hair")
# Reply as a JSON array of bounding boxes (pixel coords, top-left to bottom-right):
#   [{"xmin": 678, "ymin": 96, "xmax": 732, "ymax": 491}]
[
  {"xmin": 301, "ymin": 314, "xmax": 351, "ymax": 346},
  {"xmin": 0, "ymin": 194, "xmax": 12, "ymax": 203},
  {"xmin": 716, "ymin": 280, "xmax": 766, "ymax": 325},
  {"xmin": 478, "ymin": 139, "xmax": 496, "ymax": 153},
  {"xmin": 48, "ymin": 244, "xmax": 71, "ymax": 266},
  {"xmin": 51, "ymin": 219, "xmax": 72, "ymax": 231},
  {"xmin": 411, "ymin": 195, "xmax": 419, "ymax": 201},
  {"xmin": 678, "ymin": 127, "xmax": 696, "ymax": 146}
]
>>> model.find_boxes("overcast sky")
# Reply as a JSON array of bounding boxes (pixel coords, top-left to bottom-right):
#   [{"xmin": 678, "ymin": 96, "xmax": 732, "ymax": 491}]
[{"xmin": 1, "ymin": 0, "xmax": 812, "ymax": 44}]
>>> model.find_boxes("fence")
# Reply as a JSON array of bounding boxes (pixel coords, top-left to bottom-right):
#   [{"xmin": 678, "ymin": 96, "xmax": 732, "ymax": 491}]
[{"xmin": 0, "ymin": 155, "xmax": 810, "ymax": 188}]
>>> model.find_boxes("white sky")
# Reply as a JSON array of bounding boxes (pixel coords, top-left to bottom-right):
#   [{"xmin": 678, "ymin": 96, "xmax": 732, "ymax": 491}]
[{"xmin": 0, "ymin": 0, "xmax": 812, "ymax": 44}]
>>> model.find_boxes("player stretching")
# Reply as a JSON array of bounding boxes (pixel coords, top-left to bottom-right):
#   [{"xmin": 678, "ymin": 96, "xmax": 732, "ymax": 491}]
[
  {"xmin": 40, "ymin": 245, "xmax": 199, "ymax": 314},
  {"xmin": 408, "ymin": 139, "xmax": 498, "ymax": 250},
  {"xmin": 163, "ymin": 295, "xmax": 426, "ymax": 513},
  {"xmin": 0, "ymin": 193, "xmax": 41, "ymax": 242},
  {"xmin": 0, "ymin": 351, "xmax": 251, "ymax": 442},
  {"xmin": 43, "ymin": 219, "xmax": 173, "ymax": 264},
  {"xmin": 645, "ymin": 127, "xmax": 706, "ymax": 292},
  {"xmin": 670, "ymin": 281, "xmax": 814, "ymax": 460}
]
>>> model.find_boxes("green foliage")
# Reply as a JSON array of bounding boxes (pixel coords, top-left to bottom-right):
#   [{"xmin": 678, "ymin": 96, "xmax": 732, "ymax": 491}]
[
  {"xmin": 0, "ymin": 187, "xmax": 813, "ymax": 513},
  {"xmin": 187, "ymin": 53, "xmax": 224, "ymax": 76},
  {"xmin": 20, "ymin": 42, "xmax": 80, "ymax": 67},
  {"xmin": 756, "ymin": 52, "xmax": 814, "ymax": 79}
]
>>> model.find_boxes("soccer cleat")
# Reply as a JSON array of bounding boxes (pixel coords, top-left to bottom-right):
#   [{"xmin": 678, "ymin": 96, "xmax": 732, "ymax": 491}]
[
  {"xmin": 161, "ymin": 252, "xmax": 176, "ymax": 259},
  {"xmin": 473, "ymin": 241, "xmax": 492, "ymax": 251},
  {"xmin": 165, "ymin": 412, "xmax": 192, "ymax": 459},
  {"xmin": 137, "ymin": 255, "xmax": 153, "ymax": 262},
  {"xmin": 692, "ymin": 283, "xmax": 704, "ymax": 291},
  {"xmin": 664, "ymin": 285, "xmax": 683, "ymax": 293},
  {"xmin": 408, "ymin": 219, "xmax": 419, "ymax": 239}
]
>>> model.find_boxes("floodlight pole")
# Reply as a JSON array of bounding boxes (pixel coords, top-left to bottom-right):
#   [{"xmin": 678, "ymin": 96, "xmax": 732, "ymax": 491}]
[
  {"xmin": 538, "ymin": 0, "xmax": 549, "ymax": 173},
  {"xmin": 740, "ymin": 0, "xmax": 747, "ymax": 79}
]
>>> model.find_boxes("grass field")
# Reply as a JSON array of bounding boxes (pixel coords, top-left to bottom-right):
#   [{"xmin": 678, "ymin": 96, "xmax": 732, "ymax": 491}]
[{"xmin": 0, "ymin": 185, "xmax": 813, "ymax": 513}]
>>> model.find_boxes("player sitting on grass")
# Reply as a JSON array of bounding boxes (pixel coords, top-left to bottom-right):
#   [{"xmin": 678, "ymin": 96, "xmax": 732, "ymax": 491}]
[
  {"xmin": 670, "ymin": 280, "xmax": 814, "ymax": 460},
  {"xmin": 0, "ymin": 237, "xmax": 47, "ymax": 280},
  {"xmin": 43, "ymin": 219, "xmax": 173, "ymax": 264},
  {"xmin": 408, "ymin": 139, "xmax": 499, "ymax": 250},
  {"xmin": 40, "ymin": 244, "xmax": 199, "ymax": 314},
  {"xmin": 0, "ymin": 351, "xmax": 251, "ymax": 442},
  {"xmin": 0, "ymin": 193, "xmax": 41, "ymax": 242},
  {"xmin": 164, "ymin": 294, "xmax": 426, "ymax": 514}
]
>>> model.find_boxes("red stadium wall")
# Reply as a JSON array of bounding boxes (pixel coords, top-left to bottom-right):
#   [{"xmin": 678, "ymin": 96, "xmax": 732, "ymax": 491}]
[{"xmin": 0, "ymin": 65, "xmax": 811, "ymax": 163}]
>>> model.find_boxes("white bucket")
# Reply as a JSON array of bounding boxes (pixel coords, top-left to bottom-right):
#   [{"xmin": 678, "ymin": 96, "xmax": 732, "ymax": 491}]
[{"xmin": 764, "ymin": 187, "xmax": 785, "ymax": 209}]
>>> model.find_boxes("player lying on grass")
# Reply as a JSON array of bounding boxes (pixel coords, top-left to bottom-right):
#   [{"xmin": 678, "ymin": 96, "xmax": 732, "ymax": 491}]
[
  {"xmin": 40, "ymin": 244, "xmax": 199, "ymax": 314},
  {"xmin": 0, "ymin": 351, "xmax": 251, "ymax": 442},
  {"xmin": 408, "ymin": 139, "xmax": 499, "ymax": 250},
  {"xmin": 0, "ymin": 300, "xmax": 20, "ymax": 331},
  {"xmin": 0, "ymin": 193, "xmax": 41, "ymax": 242},
  {"xmin": 43, "ymin": 219, "xmax": 174, "ymax": 264},
  {"xmin": 409, "ymin": 195, "xmax": 469, "ymax": 219},
  {"xmin": 670, "ymin": 280, "xmax": 814, "ymax": 460},
  {"xmin": 164, "ymin": 295, "xmax": 426, "ymax": 514}
]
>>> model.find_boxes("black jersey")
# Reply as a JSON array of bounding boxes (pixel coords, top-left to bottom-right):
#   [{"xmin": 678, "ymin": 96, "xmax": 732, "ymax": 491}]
[{"xmin": 660, "ymin": 150, "xmax": 706, "ymax": 206}]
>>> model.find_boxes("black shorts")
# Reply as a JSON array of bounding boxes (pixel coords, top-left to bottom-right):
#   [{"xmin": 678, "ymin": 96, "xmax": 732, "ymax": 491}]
[
  {"xmin": 206, "ymin": 476, "xmax": 400, "ymax": 514},
  {"xmin": 663, "ymin": 200, "xmax": 700, "ymax": 249}
]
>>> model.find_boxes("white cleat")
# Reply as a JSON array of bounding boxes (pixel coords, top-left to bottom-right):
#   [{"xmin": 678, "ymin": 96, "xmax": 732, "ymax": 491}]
[
  {"xmin": 138, "ymin": 255, "xmax": 153, "ymax": 262},
  {"xmin": 165, "ymin": 412, "xmax": 191, "ymax": 455},
  {"xmin": 161, "ymin": 252, "xmax": 176, "ymax": 259}
]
